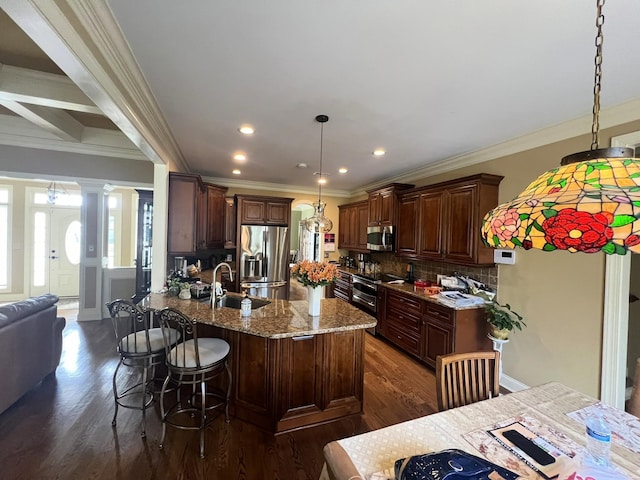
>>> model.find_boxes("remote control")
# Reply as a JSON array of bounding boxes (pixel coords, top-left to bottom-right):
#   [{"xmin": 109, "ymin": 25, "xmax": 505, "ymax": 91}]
[{"xmin": 502, "ymin": 429, "xmax": 556, "ymax": 466}]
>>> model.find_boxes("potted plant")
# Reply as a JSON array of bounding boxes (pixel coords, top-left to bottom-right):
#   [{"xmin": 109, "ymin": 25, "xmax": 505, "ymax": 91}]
[
  {"xmin": 485, "ymin": 301, "xmax": 526, "ymax": 340},
  {"xmin": 167, "ymin": 277, "xmax": 183, "ymax": 297}
]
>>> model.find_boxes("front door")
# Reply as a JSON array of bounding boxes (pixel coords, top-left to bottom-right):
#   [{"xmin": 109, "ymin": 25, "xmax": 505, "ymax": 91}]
[{"xmin": 30, "ymin": 205, "xmax": 81, "ymax": 297}]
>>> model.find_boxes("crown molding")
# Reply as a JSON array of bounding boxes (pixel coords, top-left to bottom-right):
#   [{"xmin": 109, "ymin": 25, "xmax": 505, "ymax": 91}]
[
  {"xmin": 201, "ymin": 174, "xmax": 353, "ymax": 198},
  {"xmin": 0, "ymin": 0, "xmax": 187, "ymax": 170},
  {"xmin": 356, "ymin": 97, "xmax": 640, "ymax": 195}
]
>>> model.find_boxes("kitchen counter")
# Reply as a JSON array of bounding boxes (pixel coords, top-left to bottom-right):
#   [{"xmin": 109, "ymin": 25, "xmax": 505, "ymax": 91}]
[
  {"xmin": 140, "ymin": 291, "xmax": 374, "ymax": 433},
  {"xmin": 141, "ymin": 292, "xmax": 376, "ymax": 339},
  {"xmin": 380, "ymin": 282, "xmax": 485, "ymax": 311}
]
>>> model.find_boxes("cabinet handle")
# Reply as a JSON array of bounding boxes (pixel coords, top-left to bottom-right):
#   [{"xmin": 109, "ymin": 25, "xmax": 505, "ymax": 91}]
[{"xmin": 292, "ymin": 335, "xmax": 314, "ymax": 341}]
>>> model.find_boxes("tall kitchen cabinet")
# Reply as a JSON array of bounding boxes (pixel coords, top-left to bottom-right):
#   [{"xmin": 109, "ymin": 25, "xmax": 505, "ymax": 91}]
[
  {"xmin": 337, "ymin": 200, "xmax": 369, "ymax": 251},
  {"xmin": 395, "ymin": 174, "xmax": 503, "ymax": 266},
  {"xmin": 167, "ymin": 172, "xmax": 228, "ymax": 254}
]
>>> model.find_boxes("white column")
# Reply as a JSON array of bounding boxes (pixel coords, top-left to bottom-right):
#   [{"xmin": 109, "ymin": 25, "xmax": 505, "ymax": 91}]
[
  {"xmin": 151, "ymin": 164, "xmax": 168, "ymax": 293},
  {"xmin": 76, "ymin": 181, "xmax": 108, "ymax": 321}
]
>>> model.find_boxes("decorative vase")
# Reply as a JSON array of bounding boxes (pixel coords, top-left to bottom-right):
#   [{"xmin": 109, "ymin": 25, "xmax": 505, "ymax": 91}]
[
  {"xmin": 489, "ymin": 326, "xmax": 510, "ymax": 340},
  {"xmin": 178, "ymin": 288, "xmax": 191, "ymax": 300},
  {"xmin": 307, "ymin": 285, "xmax": 322, "ymax": 316},
  {"xmin": 168, "ymin": 286, "xmax": 180, "ymax": 297}
]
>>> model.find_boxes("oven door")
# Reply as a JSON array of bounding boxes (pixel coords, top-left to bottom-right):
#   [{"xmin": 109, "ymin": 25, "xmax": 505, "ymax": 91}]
[{"xmin": 351, "ymin": 277, "xmax": 377, "ymax": 314}]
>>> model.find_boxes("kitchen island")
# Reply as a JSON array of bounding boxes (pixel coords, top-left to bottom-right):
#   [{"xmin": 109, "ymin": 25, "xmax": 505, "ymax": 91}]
[{"xmin": 141, "ymin": 293, "xmax": 376, "ymax": 433}]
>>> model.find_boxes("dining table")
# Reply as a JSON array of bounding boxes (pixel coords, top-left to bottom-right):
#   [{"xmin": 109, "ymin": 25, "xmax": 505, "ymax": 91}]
[{"xmin": 321, "ymin": 382, "xmax": 640, "ymax": 480}]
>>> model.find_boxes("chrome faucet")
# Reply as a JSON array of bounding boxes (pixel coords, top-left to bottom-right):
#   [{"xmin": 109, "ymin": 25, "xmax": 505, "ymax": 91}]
[{"xmin": 211, "ymin": 262, "xmax": 234, "ymax": 308}]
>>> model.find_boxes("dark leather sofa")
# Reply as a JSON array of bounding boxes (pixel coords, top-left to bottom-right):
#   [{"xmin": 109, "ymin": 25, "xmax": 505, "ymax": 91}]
[{"xmin": 0, "ymin": 294, "xmax": 65, "ymax": 415}]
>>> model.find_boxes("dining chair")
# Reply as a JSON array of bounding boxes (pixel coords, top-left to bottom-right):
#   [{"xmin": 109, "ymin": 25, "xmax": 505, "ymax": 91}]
[
  {"xmin": 628, "ymin": 357, "xmax": 640, "ymax": 418},
  {"xmin": 106, "ymin": 299, "xmax": 179, "ymax": 437},
  {"xmin": 157, "ymin": 307, "xmax": 232, "ymax": 458},
  {"xmin": 436, "ymin": 350, "xmax": 500, "ymax": 412}
]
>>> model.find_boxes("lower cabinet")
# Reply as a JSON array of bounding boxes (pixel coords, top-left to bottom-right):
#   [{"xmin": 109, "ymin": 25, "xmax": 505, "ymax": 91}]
[
  {"xmin": 203, "ymin": 325, "xmax": 364, "ymax": 433},
  {"xmin": 379, "ymin": 286, "xmax": 491, "ymax": 367}
]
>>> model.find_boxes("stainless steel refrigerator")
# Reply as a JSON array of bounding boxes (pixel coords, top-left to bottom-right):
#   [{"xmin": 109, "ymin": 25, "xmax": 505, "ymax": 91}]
[{"xmin": 239, "ymin": 225, "xmax": 289, "ymax": 299}]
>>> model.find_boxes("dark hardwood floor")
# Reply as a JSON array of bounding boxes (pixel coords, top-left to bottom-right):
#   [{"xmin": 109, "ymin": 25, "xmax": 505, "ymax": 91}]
[{"xmin": 0, "ymin": 313, "xmax": 437, "ymax": 480}]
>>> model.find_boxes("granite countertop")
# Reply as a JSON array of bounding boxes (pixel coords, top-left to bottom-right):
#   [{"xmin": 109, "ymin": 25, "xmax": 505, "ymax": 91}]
[
  {"xmin": 140, "ymin": 292, "xmax": 376, "ymax": 339},
  {"xmin": 381, "ymin": 282, "xmax": 484, "ymax": 311}
]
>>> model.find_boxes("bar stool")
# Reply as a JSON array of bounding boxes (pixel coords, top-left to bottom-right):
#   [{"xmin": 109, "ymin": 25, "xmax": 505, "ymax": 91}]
[
  {"xmin": 106, "ymin": 299, "xmax": 180, "ymax": 437},
  {"xmin": 157, "ymin": 307, "xmax": 232, "ymax": 458}
]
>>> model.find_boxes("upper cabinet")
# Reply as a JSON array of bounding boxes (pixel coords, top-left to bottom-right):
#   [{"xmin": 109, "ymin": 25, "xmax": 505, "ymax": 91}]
[
  {"xmin": 396, "ymin": 174, "xmax": 503, "ymax": 266},
  {"xmin": 167, "ymin": 173, "xmax": 228, "ymax": 254},
  {"xmin": 367, "ymin": 183, "xmax": 414, "ymax": 227},
  {"xmin": 236, "ymin": 194, "xmax": 293, "ymax": 226},
  {"xmin": 168, "ymin": 173, "xmax": 201, "ymax": 254},
  {"xmin": 338, "ymin": 200, "xmax": 369, "ymax": 251},
  {"xmin": 203, "ymin": 184, "xmax": 227, "ymax": 249}
]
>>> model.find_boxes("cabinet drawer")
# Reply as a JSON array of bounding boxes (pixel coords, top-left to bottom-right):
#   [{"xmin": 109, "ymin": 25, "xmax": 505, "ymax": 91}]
[
  {"xmin": 387, "ymin": 290, "xmax": 422, "ymax": 315},
  {"xmin": 424, "ymin": 303, "xmax": 454, "ymax": 326},
  {"xmin": 386, "ymin": 306, "xmax": 421, "ymax": 334},
  {"xmin": 386, "ymin": 324, "xmax": 420, "ymax": 357}
]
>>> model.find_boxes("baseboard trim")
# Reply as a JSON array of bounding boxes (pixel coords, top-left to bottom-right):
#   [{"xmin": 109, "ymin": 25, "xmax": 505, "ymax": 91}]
[{"xmin": 501, "ymin": 374, "xmax": 528, "ymax": 393}]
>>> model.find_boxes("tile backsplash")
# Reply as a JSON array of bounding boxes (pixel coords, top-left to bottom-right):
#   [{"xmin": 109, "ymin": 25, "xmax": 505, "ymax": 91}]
[{"xmin": 363, "ymin": 252, "xmax": 498, "ymax": 292}]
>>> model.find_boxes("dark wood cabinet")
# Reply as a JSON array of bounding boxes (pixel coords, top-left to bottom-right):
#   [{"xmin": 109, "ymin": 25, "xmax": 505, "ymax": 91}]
[
  {"xmin": 384, "ymin": 289, "xmax": 422, "ymax": 357},
  {"xmin": 236, "ymin": 195, "xmax": 292, "ymax": 226},
  {"xmin": 132, "ymin": 189, "xmax": 153, "ymax": 303},
  {"xmin": 168, "ymin": 173, "xmax": 200, "ymax": 254},
  {"xmin": 338, "ymin": 200, "xmax": 369, "ymax": 251},
  {"xmin": 367, "ymin": 183, "xmax": 414, "ymax": 227},
  {"xmin": 396, "ymin": 192, "xmax": 420, "ymax": 256},
  {"xmin": 356, "ymin": 201, "xmax": 369, "ymax": 250},
  {"xmin": 376, "ymin": 287, "xmax": 387, "ymax": 337},
  {"xmin": 224, "ymin": 197, "xmax": 236, "ymax": 249},
  {"xmin": 379, "ymin": 286, "xmax": 491, "ymax": 366},
  {"xmin": 396, "ymin": 174, "xmax": 502, "ymax": 266},
  {"xmin": 211, "ymin": 326, "xmax": 363, "ymax": 433},
  {"xmin": 204, "ymin": 184, "xmax": 227, "ymax": 249},
  {"xmin": 168, "ymin": 173, "xmax": 228, "ymax": 254}
]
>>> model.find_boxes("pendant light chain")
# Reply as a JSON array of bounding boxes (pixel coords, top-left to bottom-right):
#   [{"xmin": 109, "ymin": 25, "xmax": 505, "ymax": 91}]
[
  {"xmin": 591, "ymin": 0, "xmax": 605, "ymax": 151},
  {"xmin": 318, "ymin": 121, "xmax": 324, "ymax": 203}
]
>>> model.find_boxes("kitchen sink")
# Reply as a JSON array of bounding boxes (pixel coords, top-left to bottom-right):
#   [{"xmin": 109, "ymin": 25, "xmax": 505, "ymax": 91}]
[{"xmin": 199, "ymin": 294, "xmax": 271, "ymax": 310}]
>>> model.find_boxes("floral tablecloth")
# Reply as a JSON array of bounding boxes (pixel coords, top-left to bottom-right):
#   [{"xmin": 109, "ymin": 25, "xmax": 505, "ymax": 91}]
[{"xmin": 321, "ymin": 382, "xmax": 640, "ymax": 480}]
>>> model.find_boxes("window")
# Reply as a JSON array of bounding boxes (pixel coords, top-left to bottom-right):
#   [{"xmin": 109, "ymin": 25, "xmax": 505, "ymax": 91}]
[
  {"xmin": 107, "ymin": 194, "xmax": 122, "ymax": 268},
  {"xmin": 0, "ymin": 187, "xmax": 10, "ymax": 290}
]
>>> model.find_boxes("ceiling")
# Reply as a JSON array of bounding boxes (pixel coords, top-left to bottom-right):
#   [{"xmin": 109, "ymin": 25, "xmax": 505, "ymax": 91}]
[{"xmin": 1, "ymin": 1, "xmax": 640, "ymax": 195}]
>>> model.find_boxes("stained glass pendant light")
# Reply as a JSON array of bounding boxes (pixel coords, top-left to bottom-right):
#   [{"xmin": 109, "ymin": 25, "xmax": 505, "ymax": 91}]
[
  {"xmin": 305, "ymin": 114, "xmax": 334, "ymax": 233},
  {"xmin": 481, "ymin": 0, "xmax": 640, "ymax": 255}
]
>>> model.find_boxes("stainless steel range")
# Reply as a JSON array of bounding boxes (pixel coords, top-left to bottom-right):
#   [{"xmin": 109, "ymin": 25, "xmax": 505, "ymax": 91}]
[{"xmin": 351, "ymin": 273, "xmax": 381, "ymax": 316}]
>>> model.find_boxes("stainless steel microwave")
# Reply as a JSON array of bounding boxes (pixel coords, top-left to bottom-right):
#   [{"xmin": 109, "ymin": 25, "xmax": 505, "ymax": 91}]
[{"xmin": 367, "ymin": 225, "xmax": 394, "ymax": 251}]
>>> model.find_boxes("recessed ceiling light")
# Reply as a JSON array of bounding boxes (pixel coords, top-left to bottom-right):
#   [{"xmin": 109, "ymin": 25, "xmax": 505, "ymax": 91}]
[
  {"xmin": 297, "ymin": 163, "xmax": 308, "ymax": 168},
  {"xmin": 373, "ymin": 149, "xmax": 386, "ymax": 157},
  {"xmin": 338, "ymin": 167, "xmax": 348, "ymax": 174},
  {"xmin": 238, "ymin": 125, "xmax": 255, "ymax": 135},
  {"xmin": 232, "ymin": 169, "xmax": 241, "ymax": 175},
  {"xmin": 318, "ymin": 177, "xmax": 327, "ymax": 185},
  {"xmin": 233, "ymin": 153, "xmax": 246, "ymax": 161}
]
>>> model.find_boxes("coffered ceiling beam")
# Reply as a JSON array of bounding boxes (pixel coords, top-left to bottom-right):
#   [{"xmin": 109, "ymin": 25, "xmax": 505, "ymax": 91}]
[
  {"xmin": 0, "ymin": 64, "xmax": 103, "ymax": 115},
  {"xmin": 0, "ymin": 114, "xmax": 147, "ymax": 160},
  {"xmin": 0, "ymin": 100, "xmax": 83, "ymax": 142}
]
